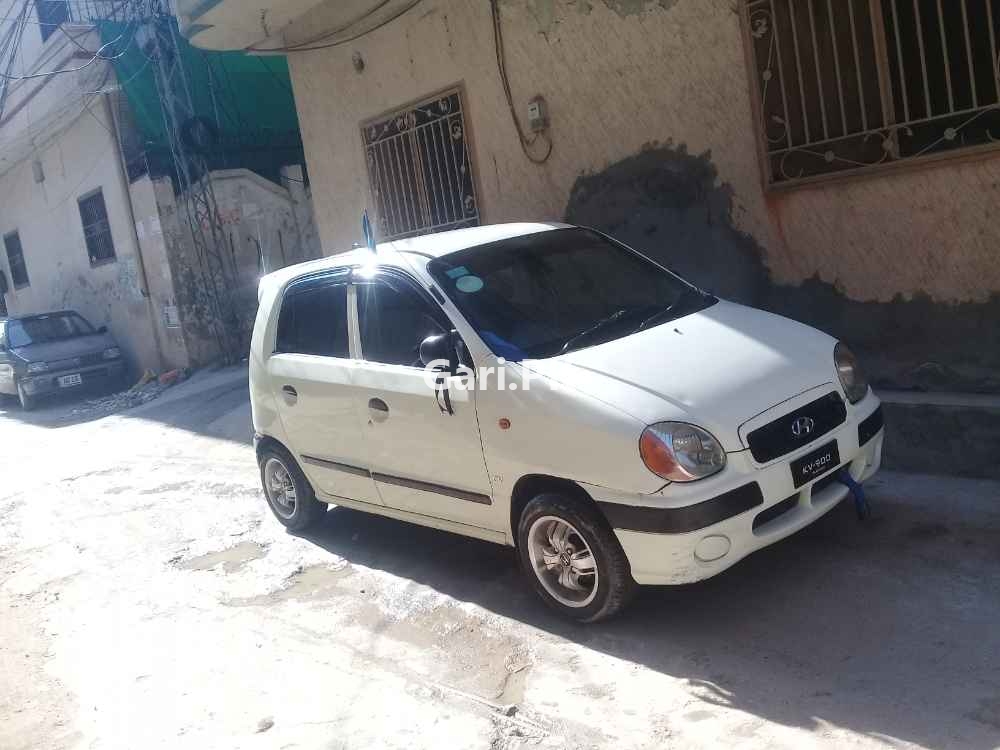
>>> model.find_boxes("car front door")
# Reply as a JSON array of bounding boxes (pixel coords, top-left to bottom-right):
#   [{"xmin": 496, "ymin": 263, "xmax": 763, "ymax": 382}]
[
  {"xmin": 351, "ymin": 270, "xmax": 498, "ymax": 529},
  {"xmin": 266, "ymin": 270, "xmax": 381, "ymax": 505}
]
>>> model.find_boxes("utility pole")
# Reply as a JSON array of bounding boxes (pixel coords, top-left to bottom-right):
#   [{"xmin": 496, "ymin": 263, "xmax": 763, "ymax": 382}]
[{"xmin": 142, "ymin": 7, "xmax": 241, "ymax": 364}]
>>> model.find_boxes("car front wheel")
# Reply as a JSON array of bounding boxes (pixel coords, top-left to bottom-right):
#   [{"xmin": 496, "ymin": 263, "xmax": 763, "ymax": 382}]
[
  {"xmin": 17, "ymin": 382, "xmax": 35, "ymax": 412},
  {"xmin": 258, "ymin": 446, "xmax": 326, "ymax": 531},
  {"xmin": 517, "ymin": 493, "xmax": 636, "ymax": 622}
]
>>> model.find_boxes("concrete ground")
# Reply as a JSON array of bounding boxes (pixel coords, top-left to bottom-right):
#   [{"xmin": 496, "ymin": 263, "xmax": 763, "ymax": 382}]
[{"xmin": 1, "ymin": 367, "xmax": 999, "ymax": 750}]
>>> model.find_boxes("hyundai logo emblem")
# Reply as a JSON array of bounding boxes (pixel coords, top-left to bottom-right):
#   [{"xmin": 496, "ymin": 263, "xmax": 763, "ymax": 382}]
[{"xmin": 791, "ymin": 416, "xmax": 816, "ymax": 438}]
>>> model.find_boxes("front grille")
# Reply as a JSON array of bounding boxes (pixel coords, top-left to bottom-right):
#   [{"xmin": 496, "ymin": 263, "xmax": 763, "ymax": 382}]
[
  {"xmin": 746, "ymin": 391, "xmax": 847, "ymax": 463},
  {"xmin": 858, "ymin": 406, "xmax": 884, "ymax": 447},
  {"xmin": 80, "ymin": 352, "xmax": 103, "ymax": 366}
]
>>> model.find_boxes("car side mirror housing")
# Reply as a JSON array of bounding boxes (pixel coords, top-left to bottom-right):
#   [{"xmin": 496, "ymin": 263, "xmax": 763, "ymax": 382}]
[{"xmin": 419, "ymin": 331, "xmax": 459, "ymax": 374}]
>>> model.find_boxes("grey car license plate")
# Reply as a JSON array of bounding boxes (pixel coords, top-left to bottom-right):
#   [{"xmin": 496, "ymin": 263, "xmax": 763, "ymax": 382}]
[
  {"xmin": 790, "ymin": 440, "xmax": 840, "ymax": 488},
  {"xmin": 58, "ymin": 373, "xmax": 83, "ymax": 388}
]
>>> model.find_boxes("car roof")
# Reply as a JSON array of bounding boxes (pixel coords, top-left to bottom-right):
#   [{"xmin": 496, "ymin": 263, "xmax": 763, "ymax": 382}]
[{"xmin": 258, "ymin": 221, "xmax": 570, "ymax": 299}]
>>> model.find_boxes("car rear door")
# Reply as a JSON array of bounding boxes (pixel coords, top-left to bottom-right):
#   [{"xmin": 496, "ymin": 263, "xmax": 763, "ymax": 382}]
[
  {"xmin": 350, "ymin": 269, "xmax": 498, "ymax": 529},
  {"xmin": 266, "ymin": 270, "xmax": 381, "ymax": 505}
]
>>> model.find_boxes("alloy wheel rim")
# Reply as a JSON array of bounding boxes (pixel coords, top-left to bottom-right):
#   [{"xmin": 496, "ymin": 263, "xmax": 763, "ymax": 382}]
[
  {"xmin": 527, "ymin": 516, "xmax": 598, "ymax": 608},
  {"xmin": 264, "ymin": 458, "xmax": 297, "ymax": 519}
]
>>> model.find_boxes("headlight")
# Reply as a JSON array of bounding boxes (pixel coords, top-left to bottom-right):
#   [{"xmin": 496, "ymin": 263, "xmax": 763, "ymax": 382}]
[
  {"xmin": 26, "ymin": 361, "xmax": 49, "ymax": 373},
  {"xmin": 639, "ymin": 422, "xmax": 727, "ymax": 482},
  {"xmin": 103, "ymin": 347, "xmax": 121, "ymax": 360},
  {"xmin": 835, "ymin": 342, "xmax": 868, "ymax": 404}
]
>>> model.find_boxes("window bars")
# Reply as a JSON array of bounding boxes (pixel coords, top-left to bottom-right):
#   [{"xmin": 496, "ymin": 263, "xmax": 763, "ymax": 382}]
[
  {"xmin": 78, "ymin": 189, "xmax": 117, "ymax": 265},
  {"xmin": 743, "ymin": 0, "xmax": 1000, "ymax": 185},
  {"xmin": 362, "ymin": 88, "xmax": 480, "ymax": 241}
]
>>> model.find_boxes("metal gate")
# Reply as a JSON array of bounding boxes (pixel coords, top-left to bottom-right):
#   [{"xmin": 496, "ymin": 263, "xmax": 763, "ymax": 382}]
[{"xmin": 363, "ymin": 88, "xmax": 480, "ymax": 240}]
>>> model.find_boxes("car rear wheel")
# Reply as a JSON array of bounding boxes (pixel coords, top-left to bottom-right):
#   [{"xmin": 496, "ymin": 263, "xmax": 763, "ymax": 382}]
[
  {"xmin": 258, "ymin": 446, "xmax": 326, "ymax": 531},
  {"xmin": 517, "ymin": 493, "xmax": 636, "ymax": 622},
  {"xmin": 17, "ymin": 382, "xmax": 35, "ymax": 412}
]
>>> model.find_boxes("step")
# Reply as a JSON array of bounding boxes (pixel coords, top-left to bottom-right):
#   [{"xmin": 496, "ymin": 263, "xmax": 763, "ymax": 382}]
[{"xmin": 877, "ymin": 390, "xmax": 1000, "ymax": 480}]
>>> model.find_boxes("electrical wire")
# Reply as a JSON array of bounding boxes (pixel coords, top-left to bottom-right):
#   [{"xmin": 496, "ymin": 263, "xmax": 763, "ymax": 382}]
[
  {"xmin": 247, "ymin": 0, "xmax": 425, "ymax": 53},
  {"xmin": 0, "ymin": 20, "xmax": 138, "ymax": 80},
  {"xmin": 489, "ymin": 0, "xmax": 552, "ymax": 164}
]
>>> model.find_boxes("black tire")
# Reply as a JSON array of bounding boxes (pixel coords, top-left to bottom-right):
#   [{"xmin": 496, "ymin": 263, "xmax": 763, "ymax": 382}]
[
  {"xmin": 517, "ymin": 493, "xmax": 637, "ymax": 623},
  {"xmin": 258, "ymin": 445, "xmax": 326, "ymax": 531},
  {"xmin": 17, "ymin": 382, "xmax": 35, "ymax": 412}
]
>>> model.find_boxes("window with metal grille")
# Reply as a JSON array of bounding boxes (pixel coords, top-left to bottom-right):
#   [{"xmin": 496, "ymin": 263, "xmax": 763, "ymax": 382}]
[
  {"xmin": 743, "ymin": 0, "xmax": 1000, "ymax": 186},
  {"xmin": 362, "ymin": 88, "xmax": 480, "ymax": 240},
  {"xmin": 34, "ymin": 1, "xmax": 69, "ymax": 43},
  {"xmin": 3, "ymin": 231, "xmax": 29, "ymax": 288},
  {"xmin": 77, "ymin": 189, "xmax": 116, "ymax": 265}
]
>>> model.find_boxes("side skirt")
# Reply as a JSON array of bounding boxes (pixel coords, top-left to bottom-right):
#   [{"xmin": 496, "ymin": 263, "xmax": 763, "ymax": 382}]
[{"xmin": 315, "ymin": 489, "xmax": 509, "ymax": 546}]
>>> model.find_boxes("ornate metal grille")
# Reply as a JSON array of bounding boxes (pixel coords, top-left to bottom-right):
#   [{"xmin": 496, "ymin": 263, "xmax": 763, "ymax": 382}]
[
  {"xmin": 743, "ymin": 0, "xmax": 1000, "ymax": 185},
  {"xmin": 363, "ymin": 89, "xmax": 480, "ymax": 240}
]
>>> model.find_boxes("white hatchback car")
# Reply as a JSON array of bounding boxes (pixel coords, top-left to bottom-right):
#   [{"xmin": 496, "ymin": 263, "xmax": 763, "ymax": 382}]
[{"xmin": 250, "ymin": 223, "xmax": 884, "ymax": 621}]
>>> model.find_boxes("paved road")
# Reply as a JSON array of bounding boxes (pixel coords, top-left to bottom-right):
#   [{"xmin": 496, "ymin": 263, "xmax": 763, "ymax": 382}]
[{"xmin": 1, "ymin": 368, "xmax": 999, "ymax": 749}]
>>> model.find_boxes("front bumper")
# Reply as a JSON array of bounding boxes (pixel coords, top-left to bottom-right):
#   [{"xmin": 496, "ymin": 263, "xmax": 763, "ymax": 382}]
[
  {"xmin": 20, "ymin": 361, "xmax": 127, "ymax": 398},
  {"xmin": 592, "ymin": 391, "xmax": 884, "ymax": 585}
]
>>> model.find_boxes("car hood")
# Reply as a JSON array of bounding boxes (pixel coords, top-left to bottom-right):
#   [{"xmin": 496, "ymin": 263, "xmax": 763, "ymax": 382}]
[
  {"xmin": 11, "ymin": 333, "xmax": 116, "ymax": 364},
  {"xmin": 519, "ymin": 300, "xmax": 839, "ymax": 451}
]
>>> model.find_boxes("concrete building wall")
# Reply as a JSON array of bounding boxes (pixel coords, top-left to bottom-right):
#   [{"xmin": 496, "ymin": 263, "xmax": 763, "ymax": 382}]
[
  {"xmin": 0, "ymin": 95, "xmax": 162, "ymax": 374},
  {"xmin": 282, "ymin": 0, "xmax": 1000, "ymax": 390},
  {"xmin": 151, "ymin": 166, "xmax": 322, "ymax": 366}
]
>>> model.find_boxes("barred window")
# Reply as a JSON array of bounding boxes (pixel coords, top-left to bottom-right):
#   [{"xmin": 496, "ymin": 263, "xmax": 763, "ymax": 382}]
[
  {"xmin": 362, "ymin": 88, "xmax": 480, "ymax": 241},
  {"xmin": 743, "ymin": 0, "xmax": 1000, "ymax": 185},
  {"xmin": 3, "ymin": 231, "xmax": 29, "ymax": 288},
  {"xmin": 77, "ymin": 189, "xmax": 117, "ymax": 265}
]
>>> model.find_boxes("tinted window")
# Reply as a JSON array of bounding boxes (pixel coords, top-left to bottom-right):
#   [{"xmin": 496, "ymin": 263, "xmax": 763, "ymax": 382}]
[
  {"xmin": 357, "ymin": 276, "xmax": 449, "ymax": 367},
  {"xmin": 275, "ymin": 282, "xmax": 349, "ymax": 357},
  {"xmin": 427, "ymin": 228, "xmax": 714, "ymax": 360},
  {"xmin": 8, "ymin": 313, "xmax": 95, "ymax": 348}
]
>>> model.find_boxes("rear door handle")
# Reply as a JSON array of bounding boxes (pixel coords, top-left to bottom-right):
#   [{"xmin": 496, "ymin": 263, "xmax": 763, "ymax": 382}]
[
  {"xmin": 282, "ymin": 385, "xmax": 298, "ymax": 398},
  {"xmin": 368, "ymin": 397, "xmax": 389, "ymax": 413}
]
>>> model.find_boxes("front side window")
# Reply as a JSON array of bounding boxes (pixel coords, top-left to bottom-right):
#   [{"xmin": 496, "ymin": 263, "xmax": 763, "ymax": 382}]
[
  {"xmin": 275, "ymin": 281, "xmax": 350, "ymax": 357},
  {"xmin": 7, "ymin": 312, "xmax": 95, "ymax": 348},
  {"xmin": 3, "ymin": 231, "xmax": 29, "ymax": 288},
  {"xmin": 78, "ymin": 189, "xmax": 116, "ymax": 265},
  {"xmin": 427, "ymin": 228, "xmax": 714, "ymax": 361},
  {"xmin": 356, "ymin": 275, "xmax": 449, "ymax": 367}
]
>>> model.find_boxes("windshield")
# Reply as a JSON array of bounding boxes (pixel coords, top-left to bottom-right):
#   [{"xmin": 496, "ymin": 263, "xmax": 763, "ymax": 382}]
[
  {"xmin": 427, "ymin": 228, "xmax": 715, "ymax": 360},
  {"xmin": 7, "ymin": 313, "xmax": 96, "ymax": 348}
]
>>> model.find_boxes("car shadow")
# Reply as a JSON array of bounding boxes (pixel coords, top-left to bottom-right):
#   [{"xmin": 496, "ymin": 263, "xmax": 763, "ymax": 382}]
[{"xmin": 296, "ymin": 495, "xmax": 1000, "ymax": 749}]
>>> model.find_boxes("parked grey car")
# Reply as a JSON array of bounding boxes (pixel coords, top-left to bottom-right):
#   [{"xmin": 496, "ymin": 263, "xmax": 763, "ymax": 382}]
[{"xmin": 0, "ymin": 311, "xmax": 127, "ymax": 411}]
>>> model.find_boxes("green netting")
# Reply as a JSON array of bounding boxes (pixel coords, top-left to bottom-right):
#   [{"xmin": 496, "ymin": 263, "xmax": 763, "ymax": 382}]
[{"xmin": 98, "ymin": 20, "xmax": 303, "ymax": 165}]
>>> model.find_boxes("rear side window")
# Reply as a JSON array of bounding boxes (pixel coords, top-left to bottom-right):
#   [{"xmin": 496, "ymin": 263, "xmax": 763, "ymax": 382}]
[
  {"xmin": 275, "ymin": 281, "xmax": 349, "ymax": 357},
  {"xmin": 357, "ymin": 275, "xmax": 449, "ymax": 367}
]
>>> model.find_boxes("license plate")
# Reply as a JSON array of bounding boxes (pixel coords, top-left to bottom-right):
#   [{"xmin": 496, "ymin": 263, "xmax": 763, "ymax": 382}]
[
  {"xmin": 58, "ymin": 373, "xmax": 83, "ymax": 388},
  {"xmin": 790, "ymin": 440, "xmax": 840, "ymax": 488}
]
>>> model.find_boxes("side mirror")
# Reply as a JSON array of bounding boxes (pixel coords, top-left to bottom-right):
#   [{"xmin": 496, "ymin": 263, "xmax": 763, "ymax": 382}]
[
  {"xmin": 419, "ymin": 331, "xmax": 459, "ymax": 374},
  {"xmin": 97, "ymin": 325, "xmax": 108, "ymax": 334}
]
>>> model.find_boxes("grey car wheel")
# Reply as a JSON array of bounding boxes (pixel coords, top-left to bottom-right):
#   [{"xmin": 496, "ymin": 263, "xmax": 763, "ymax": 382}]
[
  {"xmin": 517, "ymin": 493, "xmax": 637, "ymax": 622},
  {"xmin": 258, "ymin": 446, "xmax": 326, "ymax": 531}
]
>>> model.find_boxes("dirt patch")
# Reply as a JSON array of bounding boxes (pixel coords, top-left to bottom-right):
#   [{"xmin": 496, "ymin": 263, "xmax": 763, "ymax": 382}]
[
  {"xmin": 225, "ymin": 562, "xmax": 353, "ymax": 606},
  {"xmin": 178, "ymin": 541, "xmax": 267, "ymax": 574}
]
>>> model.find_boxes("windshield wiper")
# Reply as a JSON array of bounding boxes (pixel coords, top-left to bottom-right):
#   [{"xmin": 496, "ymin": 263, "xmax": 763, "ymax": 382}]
[
  {"xmin": 635, "ymin": 287, "xmax": 707, "ymax": 333},
  {"xmin": 558, "ymin": 308, "xmax": 633, "ymax": 355}
]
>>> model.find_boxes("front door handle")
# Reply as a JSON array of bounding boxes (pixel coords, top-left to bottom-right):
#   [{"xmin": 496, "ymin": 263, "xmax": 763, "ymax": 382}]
[
  {"xmin": 282, "ymin": 385, "xmax": 298, "ymax": 400},
  {"xmin": 368, "ymin": 397, "xmax": 389, "ymax": 413}
]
